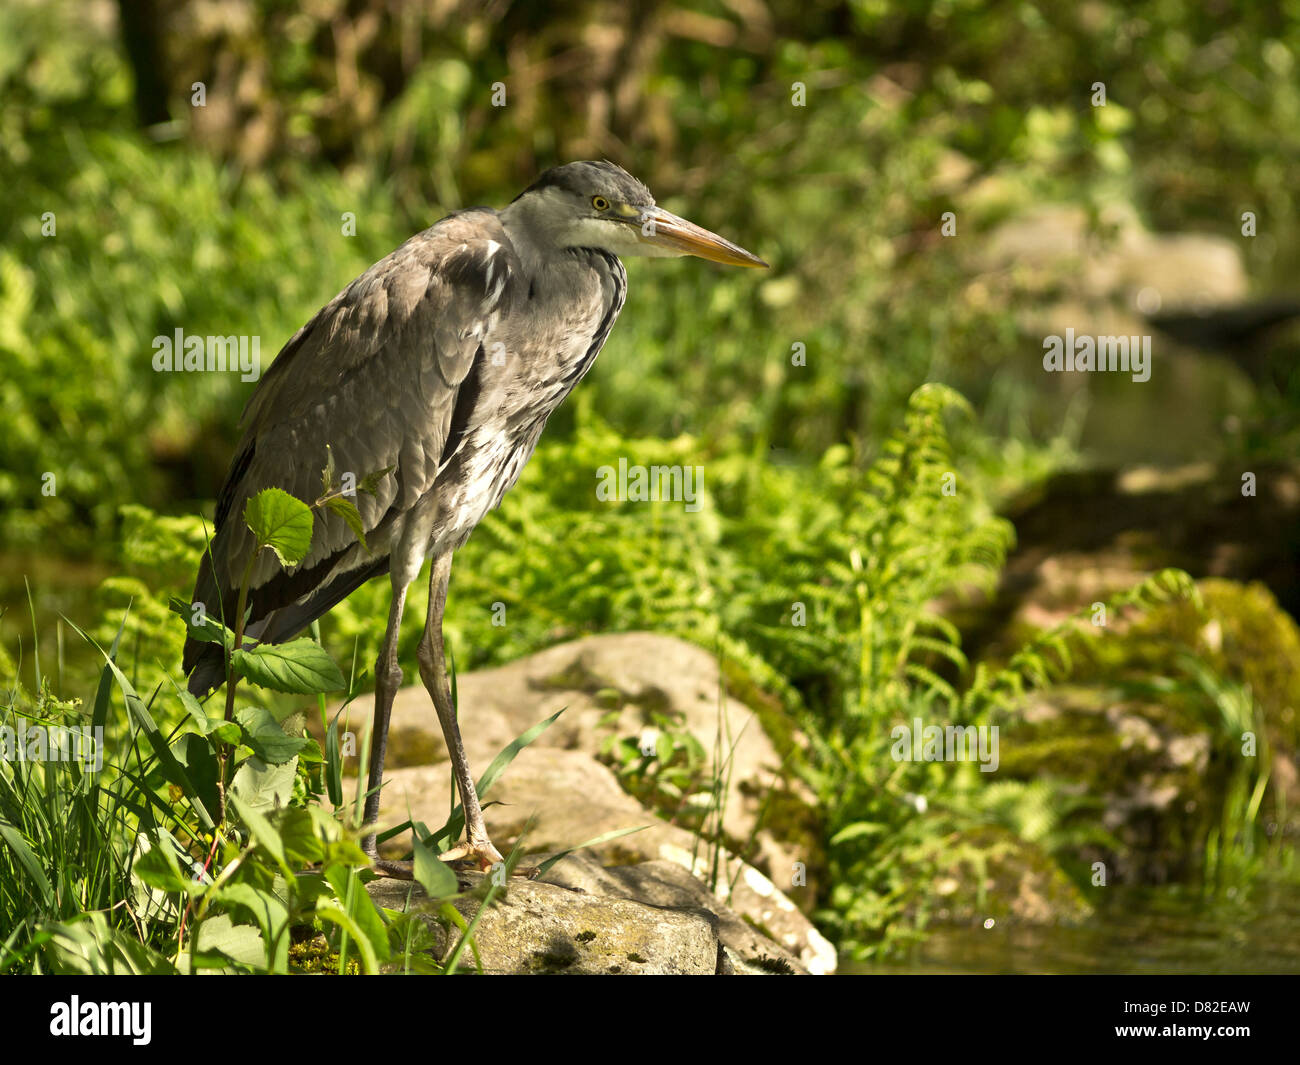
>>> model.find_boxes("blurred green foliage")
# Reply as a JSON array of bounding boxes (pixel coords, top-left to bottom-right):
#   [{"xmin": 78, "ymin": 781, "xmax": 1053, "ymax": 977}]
[{"xmin": 5, "ymin": 0, "xmax": 1298, "ymax": 555}]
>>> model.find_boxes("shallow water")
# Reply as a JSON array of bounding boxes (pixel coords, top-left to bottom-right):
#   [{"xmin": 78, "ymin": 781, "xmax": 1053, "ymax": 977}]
[{"xmin": 852, "ymin": 878, "xmax": 1300, "ymax": 974}]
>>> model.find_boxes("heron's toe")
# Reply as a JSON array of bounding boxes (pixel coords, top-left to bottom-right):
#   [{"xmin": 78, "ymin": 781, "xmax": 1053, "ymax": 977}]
[{"xmin": 438, "ymin": 839, "xmax": 506, "ymax": 872}]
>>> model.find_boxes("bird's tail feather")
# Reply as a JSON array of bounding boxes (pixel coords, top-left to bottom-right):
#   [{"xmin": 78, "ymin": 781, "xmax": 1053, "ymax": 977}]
[
  {"xmin": 181, "ymin": 553, "xmax": 391, "ymax": 696},
  {"xmin": 186, "ymin": 645, "xmax": 228, "ymax": 698}
]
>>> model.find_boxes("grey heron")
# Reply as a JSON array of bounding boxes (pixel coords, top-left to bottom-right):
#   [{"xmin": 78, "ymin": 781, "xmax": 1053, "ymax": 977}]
[{"xmin": 183, "ymin": 160, "xmax": 766, "ymax": 873}]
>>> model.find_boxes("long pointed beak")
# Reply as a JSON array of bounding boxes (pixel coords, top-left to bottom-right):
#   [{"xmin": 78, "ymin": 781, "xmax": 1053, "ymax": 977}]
[{"xmin": 636, "ymin": 206, "xmax": 768, "ymax": 268}]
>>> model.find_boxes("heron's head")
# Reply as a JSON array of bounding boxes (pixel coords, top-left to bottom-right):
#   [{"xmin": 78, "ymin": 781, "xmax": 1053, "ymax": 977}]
[{"xmin": 504, "ymin": 160, "xmax": 767, "ymax": 268}]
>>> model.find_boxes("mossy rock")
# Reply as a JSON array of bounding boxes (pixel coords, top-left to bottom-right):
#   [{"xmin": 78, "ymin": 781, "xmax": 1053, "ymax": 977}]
[
  {"xmin": 998, "ymin": 686, "xmax": 1224, "ymax": 882},
  {"xmin": 921, "ymin": 824, "xmax": 1093, "ymax": 925},
  {"xmin": 1162, "ymin": 580, "xmax": 1298, "ymax": 756},
  {"xmin": 287, "ymin": 929, "xmax": 360, "ymax": 974},
  {"xmin": 988, "ymin": 577, "xmax": 1299, "ymax": 882},
  {"xmin": 1099, "ymin": 578, "xmax": 1300, "ymax": 804}
]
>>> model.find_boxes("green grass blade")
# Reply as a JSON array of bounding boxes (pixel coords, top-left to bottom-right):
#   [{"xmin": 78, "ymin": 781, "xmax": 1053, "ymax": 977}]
[
  {"xmin": 532, "ymin": 825, "xmax": 649, "ymax": 880},
  {"xmin": 0, "ymin": 820, "xmax": 55, "ymax": 907}
]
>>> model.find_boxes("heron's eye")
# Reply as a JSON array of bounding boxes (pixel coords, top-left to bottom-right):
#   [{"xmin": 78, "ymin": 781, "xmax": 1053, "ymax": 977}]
[{"xmin": 592, "ymin": 196, "xmax": 610, "ymax": 211}]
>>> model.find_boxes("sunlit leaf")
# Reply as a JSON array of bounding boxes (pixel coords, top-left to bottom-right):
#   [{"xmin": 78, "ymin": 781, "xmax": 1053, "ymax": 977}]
[{"xmin": 243, "ymin": 488, "xmax": 313, "ymax": 566}]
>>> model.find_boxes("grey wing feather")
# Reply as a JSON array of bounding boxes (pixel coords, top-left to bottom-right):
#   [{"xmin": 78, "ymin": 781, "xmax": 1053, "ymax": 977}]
[{"xmin": 184, "ymin": 209, "xmax": 517, "ymax": 692}]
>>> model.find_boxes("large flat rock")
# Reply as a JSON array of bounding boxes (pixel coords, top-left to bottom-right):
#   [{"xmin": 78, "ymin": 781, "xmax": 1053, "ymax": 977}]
[
  {"xmin": 368, "ymin": 868, "xmax": 722, "ymax": 974},
  {"xmin": 369, "ymin": 749, "xmax": 835, "ymax": 973},
  {"xmin": 539, "ymin": 851, "xmax": 833, "ymax": 975},
  {"xmin": 343, "ymin": 632, "xmax": 816, "ymax": 878}
]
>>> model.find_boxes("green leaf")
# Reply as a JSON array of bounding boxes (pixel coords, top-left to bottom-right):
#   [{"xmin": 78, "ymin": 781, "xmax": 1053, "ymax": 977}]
[
  {"xmin": 278, "ymin": 808, "xmax": 326, "ymax": 867},
  {"xmin": 228, "ymin": 794, "xmax": 291, "ymax": 876},
  {"xmin": 177, "ymin": 686, "xmax": 213, "ymax": 733},
  {"xmin": 443, "ymin": 878, "xmax": 500, "ymax": 976},
  {"xmin": 324, "ymin": 494, "xmax": 369, "ymax": 551},
  {"xmin": 436, "ymin": 901, "xmax": 482, "ymax": 973},
  {"xmin": 212, "ymin": 882, "xmax": 289, "ymax": 966},
  {"xmin": 193, "ymin": 914, "xmax": 267, "ymax": 970},
  {"xmin": 321, "ymin": 863, "xmax": 391, "ymax": 970},
  {"xmin": 411, "ymin": 835, "xmax": 459, "ymax": 898},
  {"xmin": 358, "ymin": 465, "xmax": 395, "ymax": 496},
  {"xmin": 313, "ymin": 901, "xmax": 379, "ymax": 975},
  {"xmin": 428, "ymin": 707, "xmax": 565, "ymax": 851},
  {"xmin": 383, "ymin": 911, "xmax": 442, "ymax": 972},
  {"xmin": 232, "ymin": 639, "xmax": 346, "ymax": 694},
  {"xmin": 829, "ymin": 821, "xmax": 888, "ymax": 846},
  {"xmin": 131, "ymin": 838, "xmax": 190, "ymax": 894},
  {"xmin": 101, "ymin": 656, "xmax": 215, "ymax": 830},
  {"xmin": 231, "ymin": 755, "xmax": 299, "ymax": 814},
  {"xmin": 325, "ymin": 719, "xmax": 343, "ymax": 807},
  {"xmin": 477, "ymin": 707, "xmax": 565, "ymax": 800},
  {"xmin": 297, "ymin": 737, "xmax": 324, "ymax": 765},
  {"xmin": 234, "ymin": 706, "xmax": 309, "ymax": 765},
  {"xmin": 0, "ymin": 821, "xmax": 53, "ymax": 906},
  {"xmin": 44, "ymin": 912, "xmax": 178, "ymax": 975},
  {"xmin": 169, "ymin": 595, "xmax": 234, "ymax": 649},
  {"xmin": 243, "ymin": 488, "xmax": 313, "ymax": 566}
]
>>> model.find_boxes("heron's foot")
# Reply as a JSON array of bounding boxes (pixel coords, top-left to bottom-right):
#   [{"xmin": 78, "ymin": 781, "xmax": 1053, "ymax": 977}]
[
  {"xmin": 369, "ymin": 840, "xmax": 537, "ymax": 880},
  {"xmin": 438, "ymin": 838, "xmax": 506, "ymax": 871}
]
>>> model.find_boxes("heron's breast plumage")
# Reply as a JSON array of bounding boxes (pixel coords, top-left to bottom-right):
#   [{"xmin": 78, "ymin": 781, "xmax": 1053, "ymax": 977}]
[{"xmin": 428, "ymin": 247, "xmax": 627, "ymax": 554}]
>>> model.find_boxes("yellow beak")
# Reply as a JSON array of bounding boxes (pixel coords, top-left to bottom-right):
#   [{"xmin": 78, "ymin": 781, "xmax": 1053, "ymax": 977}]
[{"xmin": 635, "ymin": 207, "xmax": 768, "ymax": 268}]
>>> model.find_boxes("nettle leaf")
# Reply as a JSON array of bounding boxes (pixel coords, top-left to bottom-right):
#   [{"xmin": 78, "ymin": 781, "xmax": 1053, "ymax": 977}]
[
  {"xmin": 297, "ymin": 737, "xmax": 324, "ymax": 765},
  {"xmin": 278, "ymin": 808, "xmax": 326, "ymax": 867},
  {"xmin": 244, "ymin": 488, "xmax": 313, "ymax": 566},
  {"xmin": 228, "ymin": 794, "xmax": 291, "ymax": 876},
  {"xmin": 132, "ymin": 835, "xmax": 193, "ymax": 895},
  {"xmin": 231, "ymin": 755, "xmax": 298, "ymax": 814},
  {"xmin": 193, "ymin": 914, "xmax": 267, "ymax": 970},
  {"xmin": 234, "ymin": 706, "xmax": 310, "ymax": 765},
  {"xmin": 175, "ymin": 687, "xmax": 236, "ymax": 745},
  {"xmin": 170, "ymin": 596, "xmax": 234, "ymax": 649},
  {"xmin": 324, "ymin": 494, "xmax": 369, "ymax": 551},
  {"xmin": 357, "ymin": 465, "xmax": 395, "ymax": 496},
  {"xmin": 231, "ymin": 639, "xmax": 346, "ymax": 695}
]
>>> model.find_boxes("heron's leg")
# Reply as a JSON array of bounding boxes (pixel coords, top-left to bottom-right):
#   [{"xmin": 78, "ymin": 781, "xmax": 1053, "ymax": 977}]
[
  {"xmin": 361, "ymin": 573, "xmax": 411, "ymax": 863},
  {"xmin": 416, "ymin": 552, "xmax": 505, "ymax": 872}
]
